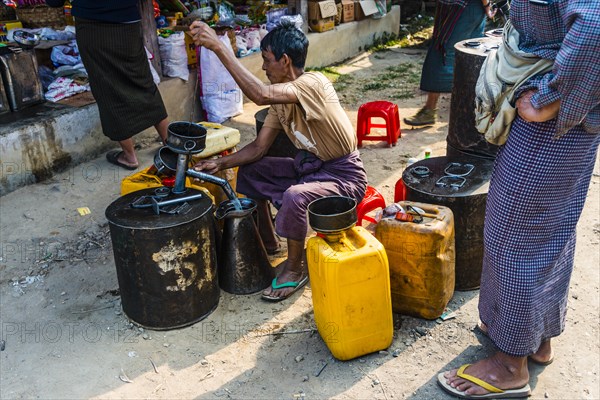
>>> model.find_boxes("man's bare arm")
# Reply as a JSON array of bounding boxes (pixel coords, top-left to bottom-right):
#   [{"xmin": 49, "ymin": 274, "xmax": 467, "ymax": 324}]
[{"xmin": 190, "ymin": 21, "xmax": 298, "ymax": 105}]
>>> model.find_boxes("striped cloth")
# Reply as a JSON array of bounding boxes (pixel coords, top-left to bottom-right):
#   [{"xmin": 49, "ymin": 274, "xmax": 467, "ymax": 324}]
[
  {"xmin": 75, "ymin": 18, "xmax": 167, "ymax": 142},
  {"xmin": 420, "ymin": 0, "xmax": 485, "ymax": 91},
  {"xmin": 430, "ymin": 1, "xmax": 468, "ymax": 57},
  {"xmin": 479, "ymin": 116, "xmax": 600, "ymax": 356},
  {"xmin": 511, "ymin": 0, "xmax": 600, "ymax": 137}
]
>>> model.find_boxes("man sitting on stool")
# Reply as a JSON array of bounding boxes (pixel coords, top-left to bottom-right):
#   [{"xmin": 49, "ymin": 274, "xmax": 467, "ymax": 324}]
[{"xmin": 190, "ymin": 20, "xmax": 367, "ymax": 302}]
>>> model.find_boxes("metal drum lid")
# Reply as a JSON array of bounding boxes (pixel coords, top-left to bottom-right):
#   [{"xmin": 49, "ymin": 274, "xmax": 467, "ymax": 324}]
[
  {"xmin": 455, "ymin": 36, "xmax": 501, "ymax": 57},
  {"xmin": 402, "ymin": 156, "xmax": 494, "ymax": 198},
  {"xmin": 105, "ymin": 188, "xmax": 214, "ymax": 230}
]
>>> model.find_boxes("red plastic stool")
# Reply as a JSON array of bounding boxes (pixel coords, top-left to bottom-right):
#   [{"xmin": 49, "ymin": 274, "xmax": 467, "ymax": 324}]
[
  {"xmin": 394, "ymin": 178, "xmax": 406, "ymax": 203},
  {"xmin": 357, "ymin": 101, "xmax": 401, "ymax": 148},
  {"xmin": 357, "ymin": 185, "xmax": 386, "ymax": 226}
]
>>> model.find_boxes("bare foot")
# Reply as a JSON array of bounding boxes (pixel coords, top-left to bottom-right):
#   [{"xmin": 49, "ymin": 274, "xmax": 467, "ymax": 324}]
[
  {"xmin": 529, "ymin": 339, "xmax": 554, "ymax": 365},
  {"xmin": 118, "ymin": 153, "xmax": 138, "ymax": 168},
  {"xmin": 477, "ymin": 321, "xmax": 553, "ymax": 364},
  {"xmin": 261, "ymin": 259, "xmax": 307, "ymax": 300},
  {"xmin": 443, "ymin": 352, "xmax": 529, "ymax": 396}
]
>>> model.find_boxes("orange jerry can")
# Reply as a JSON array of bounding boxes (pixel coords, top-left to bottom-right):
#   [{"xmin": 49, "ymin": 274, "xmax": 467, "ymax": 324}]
[{"xmin": 375, "ymin": 201, "xmax": 455, "ymax": 320}]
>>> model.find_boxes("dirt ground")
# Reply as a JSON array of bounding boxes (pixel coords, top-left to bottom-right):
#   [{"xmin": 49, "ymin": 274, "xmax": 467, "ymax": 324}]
[{"xmin": 1, "ymin": 46, "xmax": 599, "ymax": 400}]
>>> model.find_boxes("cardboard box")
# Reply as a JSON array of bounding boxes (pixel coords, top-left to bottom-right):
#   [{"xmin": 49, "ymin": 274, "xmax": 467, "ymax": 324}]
[
  {"xmin": 341, "ymin": 0, "xmax": 355, "ymax": 23},
  {"xmin": 308, "ymin": 0, "xmax": 337, "ymax": 33},
  {"xmin": 354, "ymin": 0, "xmax": 379, "ymax": 21},
  {"xmin": 184, "ymin": 31, "xmax": 198, "ymax": 67},
  {"xmin": 0, "ymin": 20, "xmax": 22, "ymax": 44}
]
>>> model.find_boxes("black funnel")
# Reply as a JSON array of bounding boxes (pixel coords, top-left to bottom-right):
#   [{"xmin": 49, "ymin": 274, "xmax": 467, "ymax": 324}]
[{"xmin": 215, "ymin": 198, "xmax": 275, "ymax": 294}]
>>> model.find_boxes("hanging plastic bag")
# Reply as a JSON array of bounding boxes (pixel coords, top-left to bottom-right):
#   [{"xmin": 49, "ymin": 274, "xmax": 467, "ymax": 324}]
[
  {"xmin": 50, "ymin": 40, "xmax": 80, "ymax": 66},
  {"xmin": 372, "ymin": 0, "xmax": 387, "ymax": 19},
  {"xmin": 144, "ymin": 47, "xmax": 161, "ymax": 86},
  {"xmin": 199, "ymin": 34, "xmax": 243, "ymax": 123},
  {"xmin": 158, "ymin": 32, "xmax": 189, "ymax": 82}
]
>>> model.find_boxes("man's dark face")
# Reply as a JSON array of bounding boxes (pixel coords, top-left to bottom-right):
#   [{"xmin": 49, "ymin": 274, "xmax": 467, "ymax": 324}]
[{"xmin": 261, "ymin": 48, "xmax": 287, "ymax": 84}]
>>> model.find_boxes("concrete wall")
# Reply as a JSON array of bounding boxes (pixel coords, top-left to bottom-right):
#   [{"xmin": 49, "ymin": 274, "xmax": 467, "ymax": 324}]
[
  {"xmin": 0, "ymin": 73, "xmax": 197, "ymax": 196},
  {"xmin": 0, "ymin": 7, "xmax": 399, "ymax": 196},
  {"xmin": 0, "ymin": 105, "xmax": 106, "ymax": 195}
]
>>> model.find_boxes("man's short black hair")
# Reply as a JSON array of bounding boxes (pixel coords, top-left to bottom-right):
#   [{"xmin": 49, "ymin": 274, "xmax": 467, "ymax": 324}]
[{"xmin": 260, "ymin": 20, "xmax": 309, "ymax": 69}]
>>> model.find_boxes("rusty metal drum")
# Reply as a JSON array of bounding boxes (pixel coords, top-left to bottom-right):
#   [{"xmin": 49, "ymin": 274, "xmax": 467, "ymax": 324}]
[
  {"xmin": 402, "ymin": 156, "xmax": 494, "ymax": 291},
  {"xmin": 105, "ymin": 188, "xmax": 219, "ymax": 330},
  {"xmin": 447, "ymin": 37, "xmax": 502, "ymax": 159},
  {"xmin": 0, "ymin": 47, "xmax": 44, "ymax": 111},
  {"xmin": 215, "ymin": 198, "xmax": 275, "ymax": 295}
]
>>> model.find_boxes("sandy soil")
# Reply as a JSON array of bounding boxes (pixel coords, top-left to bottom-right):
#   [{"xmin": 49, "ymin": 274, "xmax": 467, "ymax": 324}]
[{"xmin": 1, "ymin": 46, "xmax": 599, "ymax": 400}]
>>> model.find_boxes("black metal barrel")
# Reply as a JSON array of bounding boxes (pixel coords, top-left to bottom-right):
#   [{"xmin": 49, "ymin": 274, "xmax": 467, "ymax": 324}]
[
  {"xmin": 447, "ymin": 37, "xmax": 502, "ymax": 159},
  {"xmin": 402, "ymin": 156, "xmax": 494, "ymax": 291},
  {"xmin": 215, "ymin": 198, "xmax": 275, "ymax": 294},
  {"xmin": 255, "ymin": 108, "xmax": 299, "ymax": 158},
  {"xmin": 105, "ymin": 188, "xmax": 219, "ymax": 330},
  {"xmin": 0, "ymin": 72, "xmax": 10, "ymax": 115}
]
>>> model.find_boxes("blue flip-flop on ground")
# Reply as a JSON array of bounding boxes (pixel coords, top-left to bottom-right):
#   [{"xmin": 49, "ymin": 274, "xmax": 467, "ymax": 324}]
[{"xmin": 261, "ymin": 275, "xmax": 309, "ymax": 302}]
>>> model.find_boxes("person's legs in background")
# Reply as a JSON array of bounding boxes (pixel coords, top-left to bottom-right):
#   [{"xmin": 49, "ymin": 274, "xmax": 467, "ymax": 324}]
[
  {"xmin": 405, "ymin": 0, "xmax": 486, "ymax": 126},
  {"xmin": 155, "ymin": 117, "xmax": 169, "ymax": 145},
  {"xmin": 115, "ymin": 138, "xmax": 139, "ymax": 168},
  {"xmin": 404, "ymin": 92, "xmax": 440, "ymax": 126},
  {"xmin": 111, "ymin": 116, "xmax": 170, "ymax": 169}
]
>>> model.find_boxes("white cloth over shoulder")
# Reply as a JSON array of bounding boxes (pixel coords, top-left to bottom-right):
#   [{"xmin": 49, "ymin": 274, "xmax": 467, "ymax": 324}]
[{"xmin": 474, "ymin": 21, "xmax": 553, "ymax": 145}]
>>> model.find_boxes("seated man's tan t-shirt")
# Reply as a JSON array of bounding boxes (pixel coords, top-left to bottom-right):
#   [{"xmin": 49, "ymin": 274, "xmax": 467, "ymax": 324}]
[{"xmin": 262, "ymin": 71, "xmax": 356, "ymax": 161}]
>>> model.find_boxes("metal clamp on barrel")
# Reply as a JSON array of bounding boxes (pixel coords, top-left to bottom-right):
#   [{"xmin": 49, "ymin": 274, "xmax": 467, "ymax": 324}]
[
  {"xmin": 130, "ymin": 187, "xmax": 170, "ymax": 209},
  {"xmin": 435, "ymin": 175, "xmax": 467, "ymax": 189},
  {"xmin": 130, "ymin": 188, "xmax": 205, "ymax": 215},
  {"xmin": 411, "ymin": 165, "xmax": 431, "ymax": 177},
  {"xmin": 444, "ymin": 162, "xmax": 474, "ymax": 177}
]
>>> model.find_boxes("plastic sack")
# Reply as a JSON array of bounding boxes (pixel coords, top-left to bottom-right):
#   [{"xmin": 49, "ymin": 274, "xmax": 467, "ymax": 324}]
[
  {"xmin": 243, "ymin": 28, "xmax": 260, "ymax": 50},
  {"xmin": 372, "ymin": 0, "xmax": 387, "ymax": 19},
  {"xmin": 279, "ymin": 15, "xmax": 303, "ymax": 31},
  {"xmin": 52, "ymin": 63, "xmax": 87, "ymax": 80},
  {"xmin": 158, "ymin": 32, "xmax": 189, "ymax": 82},
  {"xmin": 259, "ymin": 24, "xmax": 268, "ymax": 40},
  {"xmin": 50, "ymin": 41, "xmax": 81, "ymax": 66},
  {"xmin": 235, "ymin": 35, "xmax": 249, "ymax": 57},
  {"xmin": 215, "ymin": 1, "xmax": 235, "ymax": 26},
  {"xmin": 44, "ymin": 77, "xmax": 90, "ymax": 102},
  {"xmin": 38, "ymin": 26, "xmax": 76, "ymax": 41},
  {"xmin": 200, "ymin": 34, "xmax": 243, "ymax": 123}
]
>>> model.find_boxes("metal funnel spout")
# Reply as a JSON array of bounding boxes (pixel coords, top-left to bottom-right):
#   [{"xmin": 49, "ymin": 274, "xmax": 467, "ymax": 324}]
[{"xmin": 186, "ymin": 169, "xmax": 242, "ymax": 210}]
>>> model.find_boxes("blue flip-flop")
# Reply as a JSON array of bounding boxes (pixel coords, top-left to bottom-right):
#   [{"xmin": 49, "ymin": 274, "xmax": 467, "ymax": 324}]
[{"xmin": 261, "ymin": 275, "xmax": 309, "ymax": 302}]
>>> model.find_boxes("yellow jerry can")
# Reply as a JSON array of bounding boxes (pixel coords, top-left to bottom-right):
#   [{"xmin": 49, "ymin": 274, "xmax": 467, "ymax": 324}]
[
  {"xmin": 307, "ymin": 226, "xmax": 394, "ymax": 361},
  {"xmin": 120, "ymin": 166, "xmax": 214, "ymax": 202},
  {"xmin": 121, "ymin": 121, "xmax": 241, "ymax": 199},
  {"xmin": 375, "ymin": 201, "xmax": 455, "ymax": 320}
]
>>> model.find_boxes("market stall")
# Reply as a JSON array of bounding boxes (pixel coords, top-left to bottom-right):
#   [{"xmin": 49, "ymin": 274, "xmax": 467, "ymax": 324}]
[
  {"xmin": 0, "ymin": 0, "xmax": 400, "ymax": 195},
  {"xmin": 1, "ymin": 0, "xmax": 393, "ymax": 114}
]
